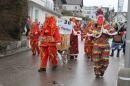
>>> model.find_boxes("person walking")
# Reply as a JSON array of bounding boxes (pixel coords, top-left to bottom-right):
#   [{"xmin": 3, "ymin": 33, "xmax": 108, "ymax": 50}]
[
  {"xmin": 27, "ymin": 22, "xmax": 41, "ymax": 55},
  {"xmin": 38, "ymin": 14, "xmax": 61, "ymax": 72},
  {"xmin": 69, "ymin": 17, "xmax": 81, "ymax": 59},
  {"xmin": 87, "ymin": 7, "xmax": 117, "ymax": 78}
]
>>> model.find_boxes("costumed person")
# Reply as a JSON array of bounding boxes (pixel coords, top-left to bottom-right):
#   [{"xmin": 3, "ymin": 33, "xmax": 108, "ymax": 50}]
[
  {"xmin": 110, "ymin": 22, "xmax": 126, "ymax": 57},
  {"xmin": 38, "ymin": 14, "xmax": 61, "ymax": 72},
  {"xmin": 83, "ymin": 21, "xmax": 95, "ymax": 61},
  {"xmin": 87, "ymin": 8, "xmax": 117, "ymax": 78},
  {"xmin": 80, "ymin": 23, "xmax": 85, "ymax": 41},
  {"xmin": 27, "ymin": 22, "xmax": 41, "ymax": 55},
  {"xmin": 69, "ymin": 18, "xmax": 81, "ymax": 59}
]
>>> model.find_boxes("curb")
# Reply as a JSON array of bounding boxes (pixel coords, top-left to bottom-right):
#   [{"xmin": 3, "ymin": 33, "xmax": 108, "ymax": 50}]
[{"xmin": 0, "ymin": 47, "xmax": 31, "ymax": 59}]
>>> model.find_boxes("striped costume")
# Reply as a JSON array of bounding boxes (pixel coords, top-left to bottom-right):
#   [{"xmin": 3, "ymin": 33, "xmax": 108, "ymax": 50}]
[{"xmin": 87, "ymin": 22, "xmax": 117, "ymax": 77}]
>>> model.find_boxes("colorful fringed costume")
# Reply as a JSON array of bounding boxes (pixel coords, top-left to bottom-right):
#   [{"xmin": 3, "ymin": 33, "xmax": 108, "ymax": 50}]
[
  {"xmin": 28, "ymin": 22, "xmax": 40, "ymax": 55},
  {"xmin": 38, "ymin": 14, "xmax": 61, "ymax": 72},
  {"xmin": 87, "ymin": 8, "xmax": 117, "ymax": 78},
  {"xmin": 83, "ymin": 21, "xmax": 95, "ymax": 60},
  {"xmin": 69, "ymin": 18, "xmax": 81, "ymax": 59}
]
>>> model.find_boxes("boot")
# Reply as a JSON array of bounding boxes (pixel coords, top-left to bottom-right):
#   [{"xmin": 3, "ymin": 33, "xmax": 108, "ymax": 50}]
[
  {"xmin": 38, "ymin": 68, "xmax": 46, "ymax": 72},
  {"xmin": 116, "ymin": 49, "xmax": 121, "ymax": 57},
  {"xmin": 52, "ymin": 66, "xmax": 57, "ymax": 70},
  {"xmin": 110, "ymin": 49, "xmax": 115, "ymax": 57},
  {"xmin": 70, "ymin": 56, "xmax": 74, "ymax": 59},
  {"xmin": 75, "ymin": 55, "xmax": 78, "ymax": 59}
]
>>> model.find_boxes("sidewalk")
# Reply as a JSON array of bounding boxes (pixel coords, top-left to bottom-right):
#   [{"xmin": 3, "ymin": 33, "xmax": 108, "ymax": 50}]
[{"xmin": 0, "ymin": 34, "xmax": 31, "ymax": 59}]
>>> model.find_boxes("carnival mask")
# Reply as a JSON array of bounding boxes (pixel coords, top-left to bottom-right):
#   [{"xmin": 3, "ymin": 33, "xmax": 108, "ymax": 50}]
[{"xmin": 97, "ymin": 15, "xmax": 105, "ymax": 25}]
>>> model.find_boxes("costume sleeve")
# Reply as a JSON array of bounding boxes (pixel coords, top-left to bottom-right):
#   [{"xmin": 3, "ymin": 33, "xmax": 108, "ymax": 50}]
[
  {"xmin": 87, "ymin": 27, "xmax": 102, "ymax": 38},
  {"xmin": 54, "ymin": 28, "xmax": 61, "ymax": 42},
  {"xmin": 104, "ymin": 23, "xmax": 117, "ymax": 35},
  {"xmin": 73, "ymin": 29, "xmax": 81, "ymax": 36}
]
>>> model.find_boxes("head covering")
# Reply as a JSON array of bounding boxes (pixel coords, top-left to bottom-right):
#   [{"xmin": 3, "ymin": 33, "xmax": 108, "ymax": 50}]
[
  {"xmin": 96, "ymin": 7, "xmax": 104, "ymax": 16},
  {"xmin": 116, "ymin": 22, "xmax": 121, "ymax": 31}
]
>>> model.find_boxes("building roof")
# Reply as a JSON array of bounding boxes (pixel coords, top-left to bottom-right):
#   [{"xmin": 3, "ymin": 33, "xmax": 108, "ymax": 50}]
[{"xmin": 109, "ymin": 12, "xmax": 127, "ymax": 20}]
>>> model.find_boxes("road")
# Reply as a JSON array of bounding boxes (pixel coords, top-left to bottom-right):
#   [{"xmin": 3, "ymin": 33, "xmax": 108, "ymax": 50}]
[{"xmin": 0, "ymin": 37, "xmax": 124, "ymax": 86}]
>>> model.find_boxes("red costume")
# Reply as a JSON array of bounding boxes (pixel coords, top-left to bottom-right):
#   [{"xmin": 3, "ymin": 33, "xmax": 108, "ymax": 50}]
[
  {"xmin": 28, "ymin": 22, "xmax": 40, "ymax": 55},
  {"xmin": 69, "ymin": 18, "xmax": 81, "ymax": 59},
  {"xmin": 38, "ymin": 14, "xmax": 61, "ymax": 72}
]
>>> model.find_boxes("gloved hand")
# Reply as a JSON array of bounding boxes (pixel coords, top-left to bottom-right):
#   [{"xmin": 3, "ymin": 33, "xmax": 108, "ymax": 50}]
[
  {"xmin": 35, "ymin": 31, "xmax": 38, "ymax": 34},
  {"xmin": 119, "ymin": 32, "xmax": 124, "ymax": 36},
  {"xmin": 73, "ymin": 32, "xmax": 77, "ymax": 36},
  {"xmin": 57, "ymin": 42, "xmax": 61, "ymax": 45},
  {"xmin": 102, "ymin": 28, "xmax": 108, "ymax": 34}
]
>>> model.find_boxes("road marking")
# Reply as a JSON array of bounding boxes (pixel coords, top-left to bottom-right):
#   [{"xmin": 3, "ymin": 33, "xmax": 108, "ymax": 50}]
[{"xmin": 118, "ymin": 76, "xmax": 130, "ymax": 81}]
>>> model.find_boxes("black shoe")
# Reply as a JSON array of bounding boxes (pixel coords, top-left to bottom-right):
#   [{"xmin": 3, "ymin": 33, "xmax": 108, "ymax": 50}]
[
  {"xmin": 32, "ymin": 53, "xmax": 36, "ymax": 55},
  {"xmin": 100, "ymin": 71, "xmax": 104, "ymax": 77},
  {"xmin": 38, "ymin": 68, "xmax": 46, "ymax": 72},
  {"xmin": 116, "ymin": 49, "xmax": 121, "ymax": 57},
  {"xmin": 70, "ymin": 56, "xmax": 74, "ymax": 59},
  {"xmin": 52, "ymin": 66, "xmax": 57, "ymax": 70},
  {"xmin": 75, "ymin": 55, "xmax": 78, "ymax": 59},
  {"xmin": 95, "ymin": 75, "xmax": 100, "ymax": 78},
  {"xmin": 110, "ymin": 49, "xmax": 115, "ymax": 57}
]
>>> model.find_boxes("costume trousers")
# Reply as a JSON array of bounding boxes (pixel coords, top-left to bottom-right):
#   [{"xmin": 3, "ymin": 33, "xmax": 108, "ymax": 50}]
[
  {"xmin": 30, "ymin": 40, "xmax": 39, "ymax": 54},
  {"xmin": 39, "ymin": 46, "xmax": 58, "ymax": 68},
  {"xmin": 93, "ymin": 46, "xmax": 110, "ymax": 76}
]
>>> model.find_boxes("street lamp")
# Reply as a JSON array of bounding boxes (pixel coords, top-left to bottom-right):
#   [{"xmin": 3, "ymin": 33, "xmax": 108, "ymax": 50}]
[
  {"xmin": 125, "ymin": 0, "xmax": 130, "ymax": 68},
  {"xmin": 108, "ymin": 5, "xmax": 112, "ymax": 23}
]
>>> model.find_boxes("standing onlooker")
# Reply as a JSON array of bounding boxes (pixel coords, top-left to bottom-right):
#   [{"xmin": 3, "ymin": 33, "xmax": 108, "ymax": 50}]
[
  {"xmin": 110, "ymin": 22, "xmax": 125, "ymax": 57},
  {"xmin": 26, "ymin": 18, "xmax": 31, "ymax": 36},
  {"xmin": 35, "ymin": 19, "xmax": 40, "ymax": 27},
  {"xmin": 28, "ymin": 16, "xmax": 32, "ymax": 25}
]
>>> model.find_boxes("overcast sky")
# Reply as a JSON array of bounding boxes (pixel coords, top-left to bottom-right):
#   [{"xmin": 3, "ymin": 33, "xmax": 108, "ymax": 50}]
[{"xmin": 83, "ymin": 0, "xmax": 128, "ymax": 12}]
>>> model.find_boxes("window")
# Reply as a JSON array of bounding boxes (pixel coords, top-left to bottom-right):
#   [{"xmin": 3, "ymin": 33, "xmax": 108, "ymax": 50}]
[
  {"xmin": 118, "ymin": 17, "xmax": 122, "ymax": 22},
  {"xmin": 87, "ymin": 11, "xmax": 90, "ymax": 14},
  {"xmin": 35, "ymin": 10, "xmax": 38, "ymax": 20}
]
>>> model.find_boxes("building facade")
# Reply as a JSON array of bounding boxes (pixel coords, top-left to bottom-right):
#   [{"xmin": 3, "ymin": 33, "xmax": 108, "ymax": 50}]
[
  {"xmin": 62, "ymin": 0, "xmax": 83, "ymax": 16},
  {"xmin": 81, "ymin": 6, "xmax": 108, "ymax": 20},
  {"xmin": 28, "ymin": 0, "xmax": 62, "ymax": 25}
]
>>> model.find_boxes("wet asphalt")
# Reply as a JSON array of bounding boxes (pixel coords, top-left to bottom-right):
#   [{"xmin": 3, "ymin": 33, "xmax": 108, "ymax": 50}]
[{"xmin": 0, "ymin": 36, "xmax": 124, "ymax": 86}]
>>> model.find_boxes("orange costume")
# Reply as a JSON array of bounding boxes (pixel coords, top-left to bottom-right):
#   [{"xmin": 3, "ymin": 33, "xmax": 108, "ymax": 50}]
[
  {"xmin": 83, "ymin": 21, "xmax": 95, "ymax": 60},
  {"xmin": 28, "ymin": 22, "xmax": 40, "ymax": 55},
  {"xmin": 38, "ymin": 14, "xmax": 61, "ymax": 72}
]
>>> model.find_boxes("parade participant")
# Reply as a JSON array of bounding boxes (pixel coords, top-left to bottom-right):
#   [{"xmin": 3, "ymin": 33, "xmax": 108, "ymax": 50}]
[
  {"xmin": 80, "ymin": 23, "xmax": 85, "ymax": 41},
  {"xmin": 110, "ymin": 22, "xmax": 126, "ymax": 57},
  {"xmin": 83, "ymin": 21, "xmax": 95, "ymax": 60},
  {"xmin": 38, "ymin": 14, "xmax": 61, "ymax": 72},
  {"xmin": 69, "ymin": 17, "xmax": 81, "ymax": 59},
  {"xmin": 87, "ymin": 8, "xmax": 117, "ymax": 78},
  {"xmin": 27, "ymin": 22, "xmax": 41, "ymax": 55}
]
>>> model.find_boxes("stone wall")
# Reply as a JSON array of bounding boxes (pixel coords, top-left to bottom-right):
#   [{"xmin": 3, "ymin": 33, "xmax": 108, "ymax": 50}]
[{"xmin": 0, "ymin": 39, "xmax": 30, "ymax": 58}]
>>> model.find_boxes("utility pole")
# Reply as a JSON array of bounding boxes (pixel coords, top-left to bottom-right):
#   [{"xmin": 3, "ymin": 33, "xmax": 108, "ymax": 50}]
[{"xmin": 125, "ymin": 0, "xmax": 130, "ymax": 68}]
